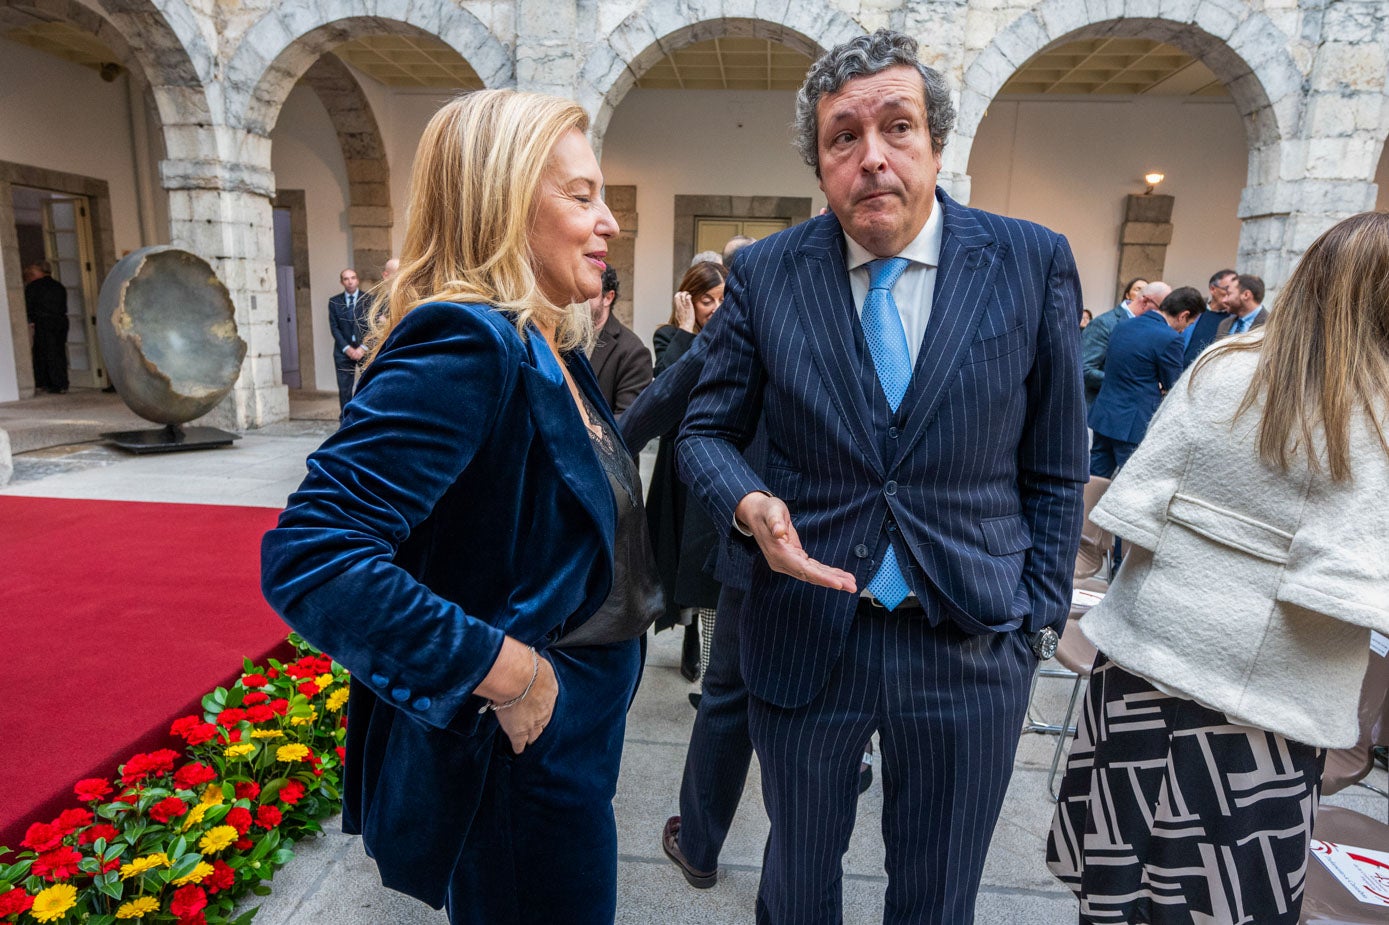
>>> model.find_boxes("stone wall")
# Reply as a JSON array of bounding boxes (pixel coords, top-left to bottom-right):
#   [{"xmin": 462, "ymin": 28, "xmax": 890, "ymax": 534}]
[{"xmin": 17, "ymin": 0, "xmax": 1386, "ymax": 426}]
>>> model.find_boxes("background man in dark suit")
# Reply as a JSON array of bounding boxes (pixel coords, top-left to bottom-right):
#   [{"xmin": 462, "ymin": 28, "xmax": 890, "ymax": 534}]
[
  {"xmin": 1215, "ymin": 273, "xmax": 1267, "ymax": 338},
  {"xmin": 328, "ymin": 268, "xmax": 371, "ymax": 412},
  {"xmin": 677, "ymin": 29, "xmax": 1087, "ymax": 923},
  {"xmin": 1089, "ymin": 286, "xmax": 1205, "ymax": 477},
  {"xmin": 23, "ymin": 262, "xmax": 69, "ymax": 394},
  {"xmin": 587, "ymin": 267, "xmax": 652, "ymax": 413},
  {"xmin": 1183, "ymin": 268, "xmax": 1234, "ymax": 367},
  {"xmin": 1080, "ymin": 275, "xmax": 1147, "ymax": 409}
]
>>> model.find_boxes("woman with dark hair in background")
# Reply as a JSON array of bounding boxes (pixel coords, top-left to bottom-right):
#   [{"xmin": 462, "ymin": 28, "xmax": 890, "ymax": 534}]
[
  {"xmin": 648, "ymin": 259, "xmax": 728, "ymax": 695},
  {"xmin": 1048, "ymin": 211, "xmax": 1389, "ymax": 924}
]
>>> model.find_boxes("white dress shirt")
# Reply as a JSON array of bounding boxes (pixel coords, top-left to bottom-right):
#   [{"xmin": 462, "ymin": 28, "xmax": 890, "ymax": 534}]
[{"xmin": 843, "ymin": 201, "xmax": 944, "ymax": 369}]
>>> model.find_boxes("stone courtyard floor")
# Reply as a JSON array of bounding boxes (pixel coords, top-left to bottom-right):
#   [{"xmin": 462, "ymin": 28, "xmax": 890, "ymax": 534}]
[{"xmin": 3, "ymin": 390, "xmax": 1384, "ymax": 924}]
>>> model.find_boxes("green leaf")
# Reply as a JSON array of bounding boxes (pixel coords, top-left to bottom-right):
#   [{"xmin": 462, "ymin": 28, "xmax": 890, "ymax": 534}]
[
  {"xmin": 252, "ymin": 884, "xmax": 272, "ymax": 896},
  {"xmin": 168, "ymin": 851, "xmax": 204, "ymax": 880},
  {"xmin": 231, "ymin": 907, "xmax": 261, "ymax": 925},
  {"xmin": 0, "ymin": 859, "xmax": 33, "ymax": 880},
  {"xmin": 269, "ymin": 848, "xmax": 295, "ymax": 866},
  {"xmin": 258, "ymin": 778, "xmax": 288, "ymax": 804},
  {"xmin": 247, "ymin": 830, "xmax": 279, "ymax": 863},
  {"xmin": 89, "ymin": 915, "xmax": 117, "ymax": 925},
  {"xmin": 95, "ymin": 870, "xmax": 124, "ymax": 900},
  {"xmin": 168, "ymin": 835, "xmax": 188, "ymax": 860},
  {"xmin": 243, "ymin": 656, "xmax": 255, "ymax": 673}
]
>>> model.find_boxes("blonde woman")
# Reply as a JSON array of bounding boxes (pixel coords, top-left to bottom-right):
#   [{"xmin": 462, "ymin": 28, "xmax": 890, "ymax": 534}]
[
  {"xmin": 1048, "ymin": 211, "xmax": 1389, "ymax": 924},
  {"xmin": 262, "ymin": 91, "xmax": 662, "ymax": 924}
]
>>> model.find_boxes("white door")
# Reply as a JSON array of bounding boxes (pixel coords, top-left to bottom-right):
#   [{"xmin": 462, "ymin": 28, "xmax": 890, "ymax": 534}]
[{"xmin": 41, "ymin": 194, "xmax": 104, "ymax": 389}]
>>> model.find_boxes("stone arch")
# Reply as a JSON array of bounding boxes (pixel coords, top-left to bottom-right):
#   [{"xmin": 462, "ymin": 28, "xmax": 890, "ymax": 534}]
[
  {"xmin": 950, "ymin": 0, "xmax": 1305, "ymax": 197},
  {"xmin": 224, "ymin": 1, "xmax": 513, "ymax": 137},
  {"xmin": 581, "ymin": 0, "xmax": 867, "ymax": 150},
  {"xmin": 298, "ymin": 54, "xmax": 392, "ymax": 280}
]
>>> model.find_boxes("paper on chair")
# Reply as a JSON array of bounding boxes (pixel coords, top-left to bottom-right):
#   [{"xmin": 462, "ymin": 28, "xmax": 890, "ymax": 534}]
[{"xmin": 1311, "ymin": 840, "xmax": 1389, "ymax": 907}]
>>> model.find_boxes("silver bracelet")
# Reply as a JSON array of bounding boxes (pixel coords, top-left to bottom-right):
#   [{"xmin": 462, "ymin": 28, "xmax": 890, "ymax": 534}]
[{"xmin": 479, "ymin": 646, "xmax": 539, "ymax": 714}]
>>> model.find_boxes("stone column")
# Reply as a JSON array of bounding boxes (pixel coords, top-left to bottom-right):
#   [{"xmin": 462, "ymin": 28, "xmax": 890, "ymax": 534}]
[
  {"xmin": 1117, "ymin": 194, "xmax": 1173, "ymax": 297},
  {"xmin": 514, "ymin": 0, "xmax": 582, "ymax": 98},
  {"xmin": 161, "ymin": 134, "xmax": 288, "ymax": 430}
]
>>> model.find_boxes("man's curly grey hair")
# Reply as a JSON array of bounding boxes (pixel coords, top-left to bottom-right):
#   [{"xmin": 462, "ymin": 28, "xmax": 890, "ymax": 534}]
[{"xmin": 794, "ymin": 29, "xmax": 956, "ymax": 176}]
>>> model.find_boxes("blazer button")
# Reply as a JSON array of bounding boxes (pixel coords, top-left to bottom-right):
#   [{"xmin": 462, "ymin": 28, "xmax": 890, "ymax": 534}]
[
  {"xmin": 854, "ymin": 544, "xmax": 869, "ymax": 558},
  {"xmin": 391, "ymin": 687, "xmax": 411, "ymax": 703},
  {"xmin": 412, "ymin": 696, "xmax": 432, "ymax": 711},
  {"xmin": 888, "ymin": 426, "xmax": 900, "ymax": 439},
  {"xmin": 370, "ymin": 673, "xmax": 389, "ymax": 687},
  {"xmin": 884, "ymin": 480, "xmax": 898, "ymax": 496}
]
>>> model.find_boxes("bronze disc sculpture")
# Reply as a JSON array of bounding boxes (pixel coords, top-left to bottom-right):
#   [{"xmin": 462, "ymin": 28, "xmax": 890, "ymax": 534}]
[{"xmin": 97, "ymin": 246, "xmax": 247, "ymax": 452}]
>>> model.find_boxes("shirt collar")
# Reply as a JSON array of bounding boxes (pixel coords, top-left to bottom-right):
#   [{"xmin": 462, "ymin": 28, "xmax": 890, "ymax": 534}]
[{"xmin": 843, "ymin": 198, "xmax": 944, "ymax": 273}]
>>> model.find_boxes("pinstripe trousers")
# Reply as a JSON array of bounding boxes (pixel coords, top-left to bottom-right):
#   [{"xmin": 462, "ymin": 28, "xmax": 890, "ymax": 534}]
[{"xmin": 748, "ymin": 605, "xmax": 1036, "ymax": 924}]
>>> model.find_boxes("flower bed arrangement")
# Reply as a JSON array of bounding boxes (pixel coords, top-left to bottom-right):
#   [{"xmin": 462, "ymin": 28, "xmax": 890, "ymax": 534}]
[{"xmin": 0, "ymin": 636, "xmax": 348, "ymax": 924}]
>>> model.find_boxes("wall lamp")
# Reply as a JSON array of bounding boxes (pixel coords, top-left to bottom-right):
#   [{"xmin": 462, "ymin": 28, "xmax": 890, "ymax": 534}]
[{"xmin": 1143, "ymin": 172, "xmax": 1166, "ymax": 195}]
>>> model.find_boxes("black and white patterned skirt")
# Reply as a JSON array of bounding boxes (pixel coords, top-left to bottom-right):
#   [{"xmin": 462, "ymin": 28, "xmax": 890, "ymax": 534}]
[{"xmin": 1047, "ymin": 655, "xmax": 1326, "ymax": 925}]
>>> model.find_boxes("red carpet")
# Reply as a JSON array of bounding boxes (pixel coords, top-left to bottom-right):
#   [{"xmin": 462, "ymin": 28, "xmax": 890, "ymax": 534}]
[{"xmin": 0, "ymin": 496, "xmax": 291, "ymax": 853}]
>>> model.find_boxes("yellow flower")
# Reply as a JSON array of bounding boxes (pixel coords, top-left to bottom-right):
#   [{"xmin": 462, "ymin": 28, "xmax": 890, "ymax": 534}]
[
  {"xmin": 223, "ymin": 743, "xmax": 255, "ymax": 758},
  {"xmin": 115, "ymin": 895, "xmax": 161, "ymax": 918},
  {"xmin": 181, "ymin": 803, "xmax": 210, "ymax": 830},
  {"xmin": 276, "ymin": 744, "xmax": 310, "ymax": 762},
  {"xmin": 173, "ymin": 860, "xmax": 215, "ymax": 885},
  {"xmin": 315, "ymin": 673, "xmax": 335, "ymax": 690},
  {"xmin": 119, "ymin": 853, "xmax": 170, "ymax": 879},
  {"xmin": 198, "ymin": 824, "xmax": 239, "ymax": 854},
  {"xmin": 31, "ymin": 883, "xmax": 78, "ymax": 923},
  {"xmin": 200, "ymin": 784, "xmax": 224, "ymax": 806},
  {"xmin": 250, "ymin": 729, "xmax": 285, "ymax": 739},
  {"xmin": 326, "ymin": 688, "xmax": 350, "ymax": 712},
  {"xmin": 289, "ymin": 709, "xmax": 318, "ymax": 727}
]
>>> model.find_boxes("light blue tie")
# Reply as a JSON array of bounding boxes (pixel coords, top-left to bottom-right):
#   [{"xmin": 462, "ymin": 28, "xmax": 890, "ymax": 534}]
[{"xmin": 861, "ymin": 257, "xmax": 912, "ymax": 610}]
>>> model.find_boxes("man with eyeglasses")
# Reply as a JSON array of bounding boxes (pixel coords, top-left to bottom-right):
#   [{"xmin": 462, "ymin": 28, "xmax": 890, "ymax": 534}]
[{"xmin": 1183, "ymin": 269, "xmax": 1235, "ymax": 367}]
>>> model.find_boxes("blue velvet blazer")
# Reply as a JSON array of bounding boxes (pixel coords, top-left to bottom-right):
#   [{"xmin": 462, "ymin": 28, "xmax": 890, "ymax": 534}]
[{"xmin": 261, "ymin": 301, "xmax": 618, "ymax": 907}]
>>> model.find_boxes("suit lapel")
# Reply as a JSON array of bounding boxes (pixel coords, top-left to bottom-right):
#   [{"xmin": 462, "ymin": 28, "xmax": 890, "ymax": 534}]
[
  {"xmin": 893, "ymin": 192, "xmax": 1001, "ymax": 467},
  {"xmin": 519, "ymin": 329, "xmax": 616, "ymax": 561},
  {"xmin": 788, "ymin": 215, "xmax": 885, "ymax": 478}
]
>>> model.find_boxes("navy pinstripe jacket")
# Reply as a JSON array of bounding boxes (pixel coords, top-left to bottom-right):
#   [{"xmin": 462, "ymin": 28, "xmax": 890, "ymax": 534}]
[{"xmin": 677, "ymin": 190, "xmax": 1087, "ymax": 708}]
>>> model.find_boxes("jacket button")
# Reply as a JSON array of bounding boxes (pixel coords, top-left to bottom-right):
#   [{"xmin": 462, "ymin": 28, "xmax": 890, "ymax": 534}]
[
  {"xmin": 884, "ymin": 480, "xmax": 898, "ymax": 496},
  {"xmin": 888, "ymin": 426, "xmax": 899, "ymax": 439},
  {"xmin": 391, "ymin": 687, "xmax": 411, "ymax": 703},
  {"xmin": 370, "ymin": 673, "xmax": 388, "ymax": 687},
  {"xmin": 854, "ymin": 544, "xmax": 869, "ymax": 558},
  {"xmin": 412, "ymin": 697, "xmax": 432, "ymax": 711}
]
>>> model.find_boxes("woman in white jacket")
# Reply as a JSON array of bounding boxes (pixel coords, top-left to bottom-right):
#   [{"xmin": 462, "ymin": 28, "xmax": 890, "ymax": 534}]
[{"xmin": 1047, "ymin": 211, "xmax": 1389, "ymax": 925}]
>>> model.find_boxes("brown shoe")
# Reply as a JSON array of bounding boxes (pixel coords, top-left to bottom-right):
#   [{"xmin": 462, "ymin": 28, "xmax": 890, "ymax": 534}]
[{"xmin": 662, "ymin": 816, "xmax": 717, "ymax": 889}]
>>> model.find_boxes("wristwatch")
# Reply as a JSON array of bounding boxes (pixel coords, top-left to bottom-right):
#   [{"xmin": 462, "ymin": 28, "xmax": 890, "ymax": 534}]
[{"xmin": 1028, "ymin": 626, "xmax": 1060, "ymax": 660}]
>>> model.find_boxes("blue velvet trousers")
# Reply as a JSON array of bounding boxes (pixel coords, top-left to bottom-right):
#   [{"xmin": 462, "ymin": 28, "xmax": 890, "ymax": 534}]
[
  {"xmin": 749, "ymin": 605, "xmax": 1035, "ymax": 924},
  {"xmin": 677, "ymin": 585, "xmax": 755, "ymax": 871},
  {"xmin": 445, "ymin": 638, "xmax": 641, "ymax": 925}
]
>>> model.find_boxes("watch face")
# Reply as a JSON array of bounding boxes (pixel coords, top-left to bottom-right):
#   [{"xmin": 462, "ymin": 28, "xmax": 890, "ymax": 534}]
[{"xmin": 1032, "ymin": 627, "xmax": 1059, "ymax": 660}]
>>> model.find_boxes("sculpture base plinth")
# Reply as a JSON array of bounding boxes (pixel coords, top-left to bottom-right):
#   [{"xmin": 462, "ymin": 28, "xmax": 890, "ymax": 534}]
[{"xmin": 102, "ymin": 424, "xmax": 240, "ymax": 454}]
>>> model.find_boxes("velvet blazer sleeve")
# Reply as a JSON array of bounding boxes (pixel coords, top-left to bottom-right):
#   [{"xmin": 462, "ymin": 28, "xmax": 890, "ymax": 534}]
[{"xmin": 261, "ymin": 302, "xmax": 520, "ymax": 734}]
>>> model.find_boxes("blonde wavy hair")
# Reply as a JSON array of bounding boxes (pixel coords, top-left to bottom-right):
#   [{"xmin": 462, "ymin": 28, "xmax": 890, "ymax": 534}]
[
  {"xmin": 1196, "ymin": 211, "xmax": 1389, "ymax": 481},
  {"xmin": 364, "ymin": 90, "xmax": 593, "ymax": 361}
]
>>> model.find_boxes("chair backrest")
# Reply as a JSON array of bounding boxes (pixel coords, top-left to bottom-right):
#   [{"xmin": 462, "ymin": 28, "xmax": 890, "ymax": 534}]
[
  {"xmin": 1074, "ymin": 476, "xmax": 1112, "ymax": 581},
  {"xmin": 1321, "ymin": 642, "xmax": 1389, "ymax": 795}
]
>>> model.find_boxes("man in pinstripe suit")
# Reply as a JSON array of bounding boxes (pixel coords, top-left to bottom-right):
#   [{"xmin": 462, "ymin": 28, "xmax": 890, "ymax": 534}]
[{"xmin": 677, "ymin": 29, "xmax": 1087, "ymax": 923}]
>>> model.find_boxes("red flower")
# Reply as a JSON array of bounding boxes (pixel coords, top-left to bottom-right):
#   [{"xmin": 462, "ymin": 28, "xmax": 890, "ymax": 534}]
[
  {"xmin": 255, "ymin": 805, "xmax": 282, "ymax": 829},
  {"xmin": 184, "ymin": 723, "xmax": 218, "ymax": 746},
  {"xmin": 20, "ymin": 822, "xmax": 64, "ymax": 852},
  {"xmin": 283, "ymin": 664, "xmax": 313, "ymax": 680},
  {"xmin": 205, "ymin": 860, "xmax": 236, "ymax": 893},
  {"xmin": 242, "ymin": 673, "xmax": 268, "ymax": 688},
  {"xmin": 336, "ymin": 746, "xmax": 347, "ymax": 764},
  {"xmin": 278, "ymin": 779, "xmax": 306, "ymax": 806},
  {"xmin": 73, "ymin": 778, "xmax": 113, "ymax": 802},
  {"xmin": 245, "ymin": 705, "xmax": 275, "ymax": 724},
  {"xmin": 169, "ymin": 884, "xmax": 207, "ymax": 919},
  {"xmin": 216, "ymin": 708, "xmax": 247, "ymax": 728},
  {"xmin": 99, "ymin": 856, "xmax": 121, "ymax": 874},
  {"xmin": 297, "ymin": 681, "xmax": 321, "ymax": 697},
  {"xmin": 224, "ymin": 807, "xmax": 252, "ymax": 836},
  {"xmin": 234, "ymin": 780, "xmax": 261, "ymax": 801},
  {"xmin": 149, "ymin": 796, "xmax": 188, "ymax": 823},
  {"xmin": 79, "ymin": 823, "xmax": 120, "ymax": 846},
  {"xmin": 266, "ymin": 667, "xmax": 280, "ymax": 679},
  {"xmin": 53, "ymin": 808, "xmax": 93, "ymax": 834},
  {"xmin": 269, "ymin": 698, "xmax": 290, "ymax": 716},
  {"xmin": 173, "ymin": 762, "xmax": 216, "ymax": 790},
  {"xmin": 234, "ymin": 837, "xmax": 254, "ymax": 851},
  {"xmin": 242, "ymin": 691, "xmax": 269, "ymax": 706},
  {"xmin": 0, "ymin": 887, "xmax": 34, "ymax": 917},
  {"xmin": 121, "ymin": 749, "xmax": 179, "ymax": 785},
  {"xmin": 32, "ymin": 846, "xmax": 83, "ymax": 881},
  {"xmin": 170, "ymin": 715, "xmax": 202, "ymax": 737}
]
